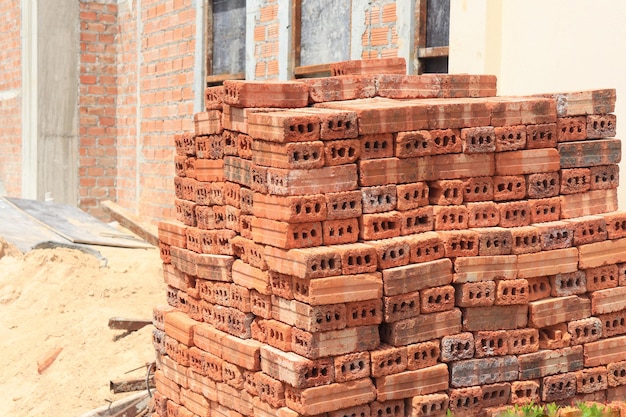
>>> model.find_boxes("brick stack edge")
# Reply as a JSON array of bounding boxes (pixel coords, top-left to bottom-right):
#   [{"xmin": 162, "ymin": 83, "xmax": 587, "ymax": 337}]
[{"xmin": 153, "ymin": 57, "xmax": 626, "ymax": 417}]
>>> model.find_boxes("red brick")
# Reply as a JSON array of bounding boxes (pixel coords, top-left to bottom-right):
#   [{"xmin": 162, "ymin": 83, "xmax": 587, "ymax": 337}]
[
  {"xmin": 406, "ymin": 341, "xmax": 440, "ymax": 371},
  {"xmin": 380, "ymin": 309, "xmax": 462, "ymax": 346},
  {"xmin": 222, "ymin": 130, "xmax": 239, "ymax": 156},
  {"xmin": 527, "ymin": 172, "xmax": 560, "ymax": 199},
  {"xmin": 496, "ymin": 148, "xmax": 560, "ymax": 176},
  {"xmin": 463, "ymin": 176, "xmax": 494, "ymax": 202},
  {"xmin": 237, "ymin": 133, "xmax": 254, "ymax": 159},
  {"xmin": 290, "ymin": 107, "xmax": 359, "ymax": 140},
  {"xmin": 529, "ymin": 197, "xmax": 561, "ymax": 224},
  {"xmin": 498, "ymin": 200, "xmax": 531, "ymax": 228},
  {"xmin": 239, "ymin": 187, "xmax": 255, "ymax": 214},
  {"xmin": 212, "ymin": 304, "xmax": 255, "ymax": 338},
  {"xmin": 494, "ymin": 278, "xmax": 528, "ymax": 305},
  {"xmin": 251, "ymin": 217, "xmax": 322, "ymax": 249},
  {"xmin": 467, "ymin": 201, "xmax": 500, "ymax": 228},
  {"xmin": 441, "ymin": 332, "xmax": 475, "ymax": 362},
  {"xmin": 559, "ymin": 138, "xmax": 622, "ymax": 168},
  {"xmin": 526, "ymin": 276, "xmax": 552, "ymax": 302},
  {"xmin": 517, "ymin": 247, "xmax": 579, "ymax": 278},
  {"xmin": 561, "ymin": 168, "xmax": 592, "ymax": 195},
  {"xmin": 425, "ymin": 153, "xmax": 495, "ymax": 181},
  {"xmin": 433, "ymin": 205, "xmax": 468, "ymax": 231},
  {"xmin": 250, "ymin": 289, "xmax": 272, "ymax": 318},
  {"xmin": 600, "ymin": 309, "xmax": 626, "ymax": 338},
  {"xmin": 265, "ymin": 245, "xmax": 342, "ymax": 279},
  {"xmin": 346, "ymin": 298, "xmax": 383, "ymax": 327},
  {"xmin": 189, "ymin": 345, "xmax": 223, "ymax": 380},
  {"xmin": 529, "ymin": 295, "xmax": 591, "ymax": 328},
  {"xmin": 252, "ymin": 193, "xmax": 326, "ymax": 223},
  {"xmin": 370, "ymin": 399, "xmax": 405, "ymax": 417},
  {"xmin": 428, "ymin": 98, "xmax": 491, "ymax": 129},
  {"xmin": 365, "ymin": 236, "xmax": 412, "ymax": 269},
  {"xmin": 223, "ymin": 80, "xmax": 309, "ymax": 108},
  {"xmin": 586, "ymin": 336, "xmax": 626, "ymax": 367},
  {"xmin": 331, "ymin": 57, "xmax": 407, "ymax": 76},
  {"xmin": 590, "ymin": 164, "xmax": 619, "ymax": 190},
  {"xmin": 271, "ymin": 296, "xmax": 345, "ymax": 332},
  {"xmin": 267, "ymin": 164, "xmax": 358, "ymax": 196},
  {"xmin": 449, "ymin": 356, "xmax": 519, "ymax": 388},
  {"xmin": 461, "ymin": 305, "xmax": 528, "ymax": 331},
  {"xmin": 481, "ymin": 383, "xmax": 511, "ymax": 409},
  {"xmin": 180, "ymin": 387, "xmax": 211, "ymax": 417},
  {"xmin": 375, "ymin": 74, "xmax": 443, "ymax": 99},
  {"xmin": 475, "ymin": 227, "xmax": 513, "ymax": 256},
  {"xmin": 585, "ymin": 263, "xmax": 619, "ymax": 292},
  {"xmin": 154, "ymin": 370, "xmax": 181, "ymax": 404},
  {"xmin": 360, "ymin": 211, "xmax": 402, "ymax": 240},
  {"xmin": 488, "ymin": 96, "xmax": 557, "ymax": 125},
  {"xmin": 375, "ymin": 364, "xmax": 449, "ymax": 402},
  {"xmin": 607, "ymin": 360, "xmax": 626, "ymax": 387},
  {"xmin": 422, "ymin": 128, "xmax": 463, "ymax": 155},
  {"xmin": 164, "ymin": 311, "xmax": 198, "ymax": 346},
  {"xmin": 568, "ymin": 317, "xmax": 602, "ymax": 345},
  {"xmin": 175, "ymin": 132, "xmax": 196, "ymax": 156},
  {"xmin": 420, "ymin": 285, "xmax": 455, "ymax": 313},
  {"xmin": 549, "ymin": 271, "xmax": 586, "ymax": 297},
  {"xmin": 222, "ymin": 360, "xmax": 246, "ymax": 390},
  {"xmin": 175, "ymin": 198, "xmax": 197, "ymax": 227},
  {"xmin": 557, "ymin": 116, "xmax": 587, "ymax": 142},
  {"xmin": 395, "ymin": 130, "xmax": 432, "ymax": 158},
  {"xmin": 579, "ymin": 236, "xmax": 626, "ymax": 269},
  {"xmin": 542, "ymin": 373, "xmax": 577, "ymax": 402},
  {"xmin": 323, "ymin": 138, "xmax": 361, "ymax": 166},
  {"xmin": 256, "ymin": 371, "xmax": 287, "ymax": 408},
  {"xmin": 494, "ymin": 124, "xmax": 527, "ymax": 151},
  {"xmin": 291, "ymin": 325, "xmax": 380, "ymax": 359},
  {"xmin": 461, "ymin": 126, "xmax": 496, "ymax": 153},
  {"xmin": 538, "ymin": 325, "xmax": 572, "ymax": 350},
  {"xmin": 448, "ymin": 386, "xmax": 483, "ymax": 415},
  {"xmin": 602, "ymin": 211, "xmax": 626, "ymax": 240},
  {"xmin": 518, "ymin": 345, "xmax": 583, "ymax": 379},
  {"xmin": 510, "ymin": 380, "xmax": 541, "ymax": 405},
  {"xmin": 231, "ymin": 236, "xmax": 267, "ymax": 270},
  {"xmin": 587, "ymin": 113, "xmax": 617, "ymax": 138},
  {"xmin": 232, "ymin": 259, "xmax": 271, "ymax": 295},
  {"xmin": 325, "ymin": 190, "xmax": 363, "ymax": 220},
  {"xmin": 194, "ymin": 110, "xmax": 223, "ymax": 136},
  {"xmin": 382, "ymin": 257, "xmax": 452, "ymax": 296},
  {"xmin": 509, "ymin": 226, "xmax": 541, "ymax": 255},
  {"xmin": 455, "ymin": 281, "xmax": 496, "ymax": 308},
  {"xmin": 358, "ymin": 157, "xmax": 420, "ymax": 187},
  {"xmin": 370, "ymin": 344, "xmax": 408, "ymax": 378},
  {"xmin": 250, "ymin": 164, "xmax": 269, "ymax": 194},
  {"xmin": 409, "ymin": 231, "xmax": 445, "ymax": 264},
  {"xmin": 231, "ymin": 284, "xmax": 252, "ymax": 313},
  {"xmin": 438, "ymin": 230, "xmax": 479, "ymax": 258},
  {"xmin": 383, "ymin": 291, "xmax": 421, "ymax": 323},
  {"xmin": 322, "ymin": 218, "xmax": 360, "ymax": 245},
  {"xmin": 223, "ymin": 156, "xmax": 252, "ymax": 188},
  {"xmin": 304, "ymin": 75, "xmax": 377, "ymax": 103},
  {"xmin": 292, "ymin": 272, "xmax": 382, "ymax": 306},
  {"xmin": 159, "ymin": 219, "xmax": 188, "ymax": 248},
  {"xmin": 217, "ymin": 382, "xmax": 254, "ymax": 415},
  {"xmin": 333, "ymin": 351, "xmax": 371, "ymax": 383},
  {"xmin": 358, "ymin": 133, "xmax": 394, "ymax": 159},
  {"xmin": 252, "ymin": 139, "xmax": 325, "ymax": 169},
  {"xmin": 535, "ymin": 220, "xmax": 574, "ymax": 250},
  {"xmin": 193, "ymin": 159, "xmax": 225, "ymax": 182},
  {"xmin": 284, "ymin": 378, "xmax": 376, "ymax": 415},
  {"xmin": 428, "ymin": 180, "xmax": 463, "ymax": 206},
  {"xmin": 261, "ymin": 344, "xmax": 334, "ymax": 389},
  {"xmin": 408, "ymin": 393, "xmax": 449, "ymax": 417},
  {"xmin": 507, "ymin": 328, "xmax": 540, "ymax": 355},
  {"xmin": 361, "ymin": 184, "xmax": 397, "ymax": 213},
  {"xmin": 591, "ymin": 286, "xmax": 626, "ymax": 315},
  {"xmin": 575, "ymin": 366, "xmax": 608, "ymax": 394},
  {"xmin": 492, "ymin": 175, "xmax": 526, "ymax": 201},
  {"xmin": 525, "ymin": 123, "xmax": 557, "ymax": 149}
]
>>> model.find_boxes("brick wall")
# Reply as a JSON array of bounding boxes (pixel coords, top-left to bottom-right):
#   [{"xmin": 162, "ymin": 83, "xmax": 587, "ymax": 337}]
[
  {"xmin": 361, "ymin": 1, "xmax": 399, "ymax": 59},
  {"xmin": 253, "ymin": 0, "xmax": 280, "ymax": 80},
  {"xmin": 78, "ymin": 0, "xmax": 119, "ymax": 219},
  {"xmin": 0, "ymin": 0, "xmax": 22, "ymax": 196}
]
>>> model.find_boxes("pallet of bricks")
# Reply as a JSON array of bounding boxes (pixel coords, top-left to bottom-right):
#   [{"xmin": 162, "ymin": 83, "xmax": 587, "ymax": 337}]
[{"xmin": 153, "ymin": 57, "xmax": 626, "ymax": 417}]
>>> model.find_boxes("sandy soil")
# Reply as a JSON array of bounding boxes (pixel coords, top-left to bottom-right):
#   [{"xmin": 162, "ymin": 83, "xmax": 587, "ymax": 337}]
[{"xmin": 0, "ymin": 237, "xmax": 166, "ymax": 416}]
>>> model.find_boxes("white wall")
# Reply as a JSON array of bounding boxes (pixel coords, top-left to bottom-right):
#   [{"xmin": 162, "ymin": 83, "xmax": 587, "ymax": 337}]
[{"xmin": 449, "ymin": 0, "xmax": 626, "ymax": 206}]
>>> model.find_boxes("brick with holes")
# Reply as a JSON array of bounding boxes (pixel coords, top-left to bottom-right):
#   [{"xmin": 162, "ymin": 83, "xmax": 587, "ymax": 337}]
[
  {"xmin": 370, "ymin": 344, "xmax": 408, "ymax": 378},
  {"xmin": 322, "ymin": 218, "xmax": 360, "ymax": 245},
  {"xmin": 268, "ymin": 271, "xmax": 293, "ymax": 300},
  {"xmin": 250, "ymin": 289, "xmax": 272, "ymax": 318},
  {"xmin": 590, "ymin": 164, "xmax": 619, "ymax": 190},
  {"xmin": 291, "ymin": 272, "xmax": 382, "ymax": 306},
  {"xmin": 382, "ymin": 257, "xmax": 452, "ymax": 297},
  {"xmin": 383, "ymin": 291, "xmax": 421, "ymax": 323},
  {"xmin": 395, "ymin": 130, "xmax": 432, "ymax": 158},
  {"xmin": 237, "ymin": 133, "xmax": 254, "ymax": 159},
  {"xmin": 408, "ymin": 392, "xmax": 449, "ymax": 417},
  {"xmin": 492, "ymin": 175, "xmax": 526, "ymax": 201},
  {"xmin": 607, "ymin": 360, "xmax": 626, "ymax": 387},
  {"xmin": 549, "ymin": 271, "xmax": 586, "ymax": 297},
  {"xmin": 575, "ymin": 366, "xmax": 609, "ymax": 395},
  {"xmin": 370, "ymin": 399, "xmax": 405, "ymax": 417},
  {"xmin": 261, "ymin": 344, "xmax": 334, "ymax": 389},
  {"xmin": 252, "ymin": 139, "xmax": 325, "ymax": 169},
  {"xmin": 447, "ymin": 386, "xmax": 483, "ymax": 416},
  {"xmin": 557, "ymin": 116, "xmax": 587, "ymax": 142},
  {"xmin": 461, "ymin": 305, "xmax": 528, "ymax": 331},
  {"xmin": 223, "ymin": 79, "xmax": 309, "ymax": 108},
  {"xmin": 433, "ymin": 205, "xmax": 468, "ymax": 231},
  {"xmin": 365, "ymin": 236, "xmax": 412, "ymax": 270},
  {"xmin": 375, "ymin": 364, "xmax": 449, "ymax": 402},
  {"xmin": 325, "ymin": 190, "xmax": 362, "ymax": 220},
  {"xmin": 303, "ymin": 74, "xmax": 376, "ymax": 103},
  {"xmin": 271, "ymin": 296, "xmax": 346, "ymax": 332},
  {"xmin": 231, "ymin": 236, "xmax": 267, "ymax": 271},
  {"xmin": 346, "ymin": 298, "xmax": 383, "ymax": 327},
  {"xmin": 264, "ymin": 245, "xmax": 343, "ymax": 279},
  {"xmin": 396, "ymin": 182, "xmax": 429, "ymax": 210},
  {"xmin": 475, "ymin": 227, "xmax": 513, "ymax": 256},
  {"xmin": 406, "ymin": 340, "xmax": 441, "ymax": 371},
  {"xmin": 542, "ymin": 372, "xmax": 577, "ymax": 402},
  {"xmin": 461, "ymin": 126, "xmax": 496, "ymax": 153},
  {"xmin": 466, "ymin": 201, "xmax": 500, "ymax": 228},
  {"xmin": 428, "ymin": 180, "xmax": 464, "ymax": 206},
  {"xmin": 361, "ymin": 185, "xmax": 397, "ymax": 214},
  {"xmin": 498, "ymin": 200, "xmax": 531, "ymax": 228},
  {"xmin": 509, "ymin": 226, "xmax": 542, "ymax": 255},
  {"xmin": 585, "ymin": 263, "xmax": 619, "ymax": 292},
  {"xmin": 455, "ymin": 281, "xmax": 496, "ymax": 308},
  {"xmin": 601, "ymin": 211, "xmax": 626, "ymax": 240},
  {"xmin": 291, "ymin": 107, "xmax": 359, "ymax": 139},
  {"xmin": 333, "ymin": 351, "xmax": 371, "ymax": 383},
  {"xmin": 250, "ymin": 164, "xmax": 269, "ymax": 194},
  {"xmin": 358, "ymin": 133, "xmax": 394, "ymax": 159},
  {"xmin": 568, "ymin": 317, "xmax": 602, "ymax": 345},
  {"xmin": 481, "ymin": 383, "xmax": 511, "ymax": 409},
  {"xmin": 463, "ymin": 176, "xmax": 494, "ymax": 202},
  {"xmin": 380, "ymin": 309, "xmax": 462, "ymax": 346},
  {"xmin": 508, "ymin": 328, "xmax": 540, "ymax": 355},
  {"xmin": 587, "ymin": 113, "xmax": 617, "ymax": 138},
  {"xmin": 400, "ymin": 206, "xmax": 434, "ymax": 236},
  {"xmin": 439, "ymin": 230, "xmax": 479, "ymax": 258},
  {"xmin": 441, "ymin": 332, "xmax": 475, "ymax": 362},
  {"xmin": 473, "ymin": 331, "xmax": 508, "ymax": 358},
  {"xmin": 600, "ymin": 309, "xmax": 626, "ymax": 338},
  {"xmin": 527, "ymin": 172, "xmax": 560, "ymax": 199},
  {"xmin": 510, "ymin": 380, "xmax": 541, "ymax": 405},
  {"xmin": 332, "ymin": 242, "xmax": 378, "ymax": 275},
  {"xmin": 323, "ymin": 138, "xmax": 361, "ymax": 166},
  {"xmin": 284, "ymin": 378, "xmax": 376, "ymax": 415},
  {"xmin": 420, "ymin": 285, "xmax": 455, "ymax": 313},
  {"xmin": 494, "ymin": 278, "xmax": 529, "ymax": 306},
  {"xmin": 535, "ymin": 220, "xmax": 574, "ymax": 251},
  {"xmin": 561, "ymin": 168, "xmax": 591, "ymax": 195},
  {"xmin": 525, "ymin": 123, "xmax": 557, "ymax": 149},
  {"xmin": 175, "ymin": 198, "xmax": 197, "ymax": 227},
  {"xmin": 494, "ymin": 124, "xmax": 526, "ymax": 152},
  {"xmin": 360, "ymin": 211, "xmax": 402, "ymax": 241}
]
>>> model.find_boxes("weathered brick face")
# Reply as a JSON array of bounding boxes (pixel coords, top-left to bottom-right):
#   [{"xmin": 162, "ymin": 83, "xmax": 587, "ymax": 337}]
[{"xmin": 0, "ymin": 0, "xmax": 22, "ymax": 197}]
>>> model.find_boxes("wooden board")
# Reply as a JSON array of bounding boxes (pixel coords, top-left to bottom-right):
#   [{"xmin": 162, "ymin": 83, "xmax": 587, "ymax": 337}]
[{"xmin": 3, "ymin": 197, "xmax": 151, "ymax": 249}]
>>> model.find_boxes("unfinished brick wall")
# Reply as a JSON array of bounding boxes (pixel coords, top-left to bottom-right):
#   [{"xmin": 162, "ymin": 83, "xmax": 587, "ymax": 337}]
[
  {"xmin": 152, "ymin": 58, "xmax": 626, "ymax": 416},
  {"xmin": 254, "ymin": 0, "xmax": 280, "ymax": 80},
  {"xmin": 78, "ymin": 0, "xmax": 119, "ymax": 219},
  {"xmin": 361, "ymin": 1, "xmax": 399, "ymax": 59},
  {"xmin": 0, "ymin": 0, "xmax": 22, "ymax": 196}
]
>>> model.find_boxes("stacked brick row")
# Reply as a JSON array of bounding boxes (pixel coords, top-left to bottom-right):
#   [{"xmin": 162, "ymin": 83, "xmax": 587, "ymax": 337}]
[{"xmin": 153, "ymin": 58, "xmax": 626, "ymax": 417}]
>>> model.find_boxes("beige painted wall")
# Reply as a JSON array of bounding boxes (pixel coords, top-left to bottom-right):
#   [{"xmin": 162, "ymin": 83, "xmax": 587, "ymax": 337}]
[{"xmin": 449, "ymin": 0, "xmax": 626, "ymax": 206}]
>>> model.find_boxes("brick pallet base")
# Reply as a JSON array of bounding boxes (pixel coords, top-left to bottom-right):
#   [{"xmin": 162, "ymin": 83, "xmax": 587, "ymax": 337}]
[{"xmin": 153, "ymin": 57, "xmax": 626, "ymax": 417}]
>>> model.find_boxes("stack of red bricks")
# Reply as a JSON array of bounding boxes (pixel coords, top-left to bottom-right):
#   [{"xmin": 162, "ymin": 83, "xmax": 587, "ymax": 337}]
[{"xmin": 153, "ymin": 57, "xmax": 626, "ymax": 417}]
